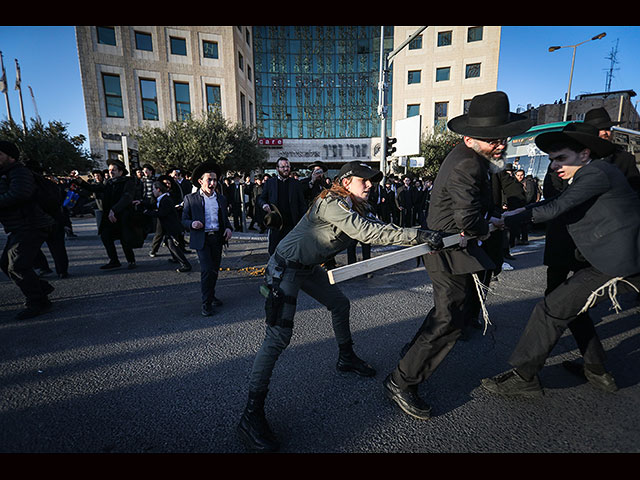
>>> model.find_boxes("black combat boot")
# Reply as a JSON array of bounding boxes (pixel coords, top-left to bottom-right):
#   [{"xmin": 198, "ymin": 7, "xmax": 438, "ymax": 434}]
[
  {"xmin": 336, "ymin": 341, "xmax": 376, "ymax": 377},
  {"xmin": 237, "ymin": 390, "xmax": 279, "ymax": 452}
]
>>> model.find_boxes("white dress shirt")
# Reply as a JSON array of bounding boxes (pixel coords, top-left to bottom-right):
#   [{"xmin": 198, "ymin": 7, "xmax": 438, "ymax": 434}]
[{"xmin": 200, "ymin": 190, "xmax": 220, "ymax": 232}]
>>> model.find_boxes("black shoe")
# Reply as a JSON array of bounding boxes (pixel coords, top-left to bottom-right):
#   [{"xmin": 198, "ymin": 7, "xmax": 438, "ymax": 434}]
[
  {"xmin": 57, "ymin": 272, "xmax": 69, "ymax": 279},
  {"xmin": 481, "ymin": 369, "xmax": 543, "ymax": 398},
  {"xmin": 16, "ymin": 300, "xmax": 52, "ymax": 320},
  {"xmin": 212, "ymin": 296, "xmax": 223, "ymax": 307},
  {"xmin": 100, "ymin": 261, "xmax": 121, "ymax": 270},
  {"xmin": 201, "ymin": 303, "xmax": 214, "ymax": 316},
  {"xmin": 237, "ymin": 391, "xmax": 279, "ymax": 453},
  {"xmin": 127, "ymin": 262, "xmax": 137, "ymax": 270},
  {"xmin": 38, "ymin": 268, "xmax": 53, "ymax": 277},
  {"xmin": 149, "ymin": 251, "xmax": 157, "ymax": 258},
  {"xmin": 562, "ymin": 360, "xmax": 618, "ymax": 392},
  {"xmin": 336, "ymin": 342, "xmax": 376, "ymax": 377},
  {"xmin": 177, "ymin": 265, "xmax": 192, "ymax": 273},
  {"xmin": 383, "ymin": 374, "xmax": 431, "ymax": 420}
]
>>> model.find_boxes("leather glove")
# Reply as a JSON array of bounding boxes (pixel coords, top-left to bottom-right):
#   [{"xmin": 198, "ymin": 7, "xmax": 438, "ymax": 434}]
[{"xmin": 416, "ymin": 229, "xmax": 444, "ymax": 250}]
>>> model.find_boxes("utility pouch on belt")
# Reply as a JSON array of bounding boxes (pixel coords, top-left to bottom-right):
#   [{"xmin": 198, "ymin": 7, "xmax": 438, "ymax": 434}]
[{"xmin": 263, "ymin": 265, "xmax": 295, "ymax": 328}]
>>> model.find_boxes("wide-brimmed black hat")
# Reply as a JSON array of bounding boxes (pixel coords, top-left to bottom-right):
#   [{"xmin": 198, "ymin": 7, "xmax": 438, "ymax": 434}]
[
  {"xmin": 447, "ymin": 91, "xmax": 532, "ymax": 139},
  {"xmin": 192, "ymin": 161, "xmax": 221, "ymax": 182},
  {"xmin": 583, "ymin": 107, "xmax": 620, "ymax": 130},
  {"xmin": 263, "ymin": 204, "xmax": 283, "ymax": 231},
  {"xmin": 337, "ymin": 161, "xmax": 383, "ymax": 183},
  {"xmin": 0, "ymin": 140, "xmax": 20, "ymax": 160},
  {"xmin": 535, "ymin": 122, "xmax": 616, "ymax": 159},
  {"xmin": 108, "ymin": 159, "xmax": 128, "ymax": 175},
  {"xmin": 308, "ymin": 160, "xmax": 328, "ymax": 172}
]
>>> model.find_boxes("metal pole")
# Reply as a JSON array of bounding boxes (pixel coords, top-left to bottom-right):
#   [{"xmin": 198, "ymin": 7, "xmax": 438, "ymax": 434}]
[
  {"xmin": 378, "ymin": 27, "xmax": 387, "ymax": 177},
  {"xmin": 0, "ymin": 52, "xmax": 12, "ymax": 122},
  {"xmin": 563, "ymin": 46, "xmax": 577, "ymax": 122}
]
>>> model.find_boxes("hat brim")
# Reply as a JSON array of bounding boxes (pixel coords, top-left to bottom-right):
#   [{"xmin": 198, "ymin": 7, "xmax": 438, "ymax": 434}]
[
  {"xmin": 447, "ymin": 113, "xmax": 532, "ymax": 139},
  {"xmin": 535, "ymin": 131, "xmax": 616, "ymax": 159},
  {"xmin": 264, "ymin": 204, "xmax": 283, "ymax": 231},
  {"xmin": 192, "ymin": 162, "xmax": 221, "ymax": 182}
]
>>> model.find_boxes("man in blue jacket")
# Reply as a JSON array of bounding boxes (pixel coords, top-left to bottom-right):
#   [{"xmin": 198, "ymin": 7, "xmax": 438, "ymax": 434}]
[
  {"xmin": 182, "ymin": 162, "xmax": 233, "ymax": 316},
  {"xmin": 482, "ymin": 122, "xmax": 640, "ymax": 397}
]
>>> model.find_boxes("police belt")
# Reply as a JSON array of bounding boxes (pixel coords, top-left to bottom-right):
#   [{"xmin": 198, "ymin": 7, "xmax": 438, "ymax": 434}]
[{"xmin": 274, "ymin": 252, "xmax": 313, "ymax": 270}]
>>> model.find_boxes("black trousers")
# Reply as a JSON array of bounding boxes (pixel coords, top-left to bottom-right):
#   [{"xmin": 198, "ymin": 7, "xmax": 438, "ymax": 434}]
[
  {"xmin": 197, "ymin": 233, "xmax": 224, "ymax": 305},
  {"xmin": 101, "ymin": 224, "xmax": 135, "ymax": 264},
  {"xmin": 1, "ymin": 227, "xmax": 52, "ymax": 306},
  {"xmin": 34, "ymin": 222, "xmax": 69, "ymax": 275},
  {"xmin": 267, "ymin": 225, "xmax": 293, "ymax": 256},
  {"xmin": 510, "ymin": 266, "xmax": 640, "ymax": 379},
  {"xmin": 165, "ymin": 235, "xmax": 191, "ymax": 268},
  {"xmin": 347, "ymin": 242, "xmax": 371, "ymax": 264},
  {"xmin": 393, "ymin": 268, "xmax": 467, "ymax": 389}
]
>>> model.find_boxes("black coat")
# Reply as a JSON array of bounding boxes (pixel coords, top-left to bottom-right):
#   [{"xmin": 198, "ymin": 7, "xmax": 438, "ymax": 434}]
[
  {"xmin": 143, "ymin": 194, "xmax": 185, "ymax": 238},
  {"xmin": 424, "ymin": 143, "xmax": 497, "ymax": 274},
  {"xmin": 258, "ymin": 176, "xmax": 307, "ymax": 229},
  {"xmin": 533, "ymin": 159, "xmax": 640, "ymax": 277},
  {"xmin": 604, "ymin": 146, "xmax": 640, "ymax": 194}
]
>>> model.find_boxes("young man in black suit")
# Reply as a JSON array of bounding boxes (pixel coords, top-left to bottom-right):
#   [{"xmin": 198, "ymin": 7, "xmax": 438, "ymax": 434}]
[
  {"xmin": 482, "ymin": 122, "xmax": 640, "ymax": 397},
  {"xmin": 182, "ymin": 162, "xmax": 233, "ymax": 316},
  {"xmin": 137, "ymin": 181, "xmax": 191, "ymax": 273}
]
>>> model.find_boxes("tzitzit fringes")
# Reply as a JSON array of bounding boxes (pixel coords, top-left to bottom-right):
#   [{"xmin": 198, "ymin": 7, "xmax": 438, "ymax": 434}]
[
  {"xmin": 578, "ymin": 277, "xmax": 639, "ymax": 315},
  {"xmin": 471, "ymin": 272, "xmax": 492, "ymax": 335}
]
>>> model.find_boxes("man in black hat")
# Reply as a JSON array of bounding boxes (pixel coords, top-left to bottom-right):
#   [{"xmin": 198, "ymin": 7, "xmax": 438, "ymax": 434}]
[
  {"xmin": 74, "ymin": 159, "xmax": 141, "ymax": 270},
  {"xmin": 300, "ymin": 160, "xmax": 329, "ymax": 205},
  {"xmin": 258, "ymin": 157, "xmax": 307, "ymax": 255},
  {"xmin": 583, "ymin": 107, "xmax": 640, "ymax": 194},
  {"xmin": 481, "ymin": 122, "xmax": 640, "ymax": 397},
  {"xmin": 182, "ymin": 162, "xmax": 233, "ymax": 316},
  {"xmin": 383, "ymin": 91, "xmax": 532, "ymax": 420},
  {"xmin": 0, "ymin": 140, "xmax": 56, "ymax": 319}
]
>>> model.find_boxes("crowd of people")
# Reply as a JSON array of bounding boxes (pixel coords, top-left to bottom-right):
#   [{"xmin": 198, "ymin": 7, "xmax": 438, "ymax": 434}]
[{"xmin": 1, "ymin": 94, "xmax": 640, "ymax": 453}]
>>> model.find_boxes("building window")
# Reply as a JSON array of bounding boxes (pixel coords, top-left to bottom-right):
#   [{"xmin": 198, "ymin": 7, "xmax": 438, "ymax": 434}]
[
  {"xmin": 465, "ymin": 63, "xmax": 481, "ymax": 79},
  {"xmin": 407, "ymin": 104, "xmax": 420, "ymax": 117},
  {"xmin": 246, "ymin": 28, "xmax": 251, "ymax": 46},
  {"xmin": 102, "ymin": 73, "xmax": 123, "ymax": 118},
  {"xmin": 464, "ymin": 99, "xmax": 472, "ymax": 114},
  {"xmin": 468, "ymin": 26, "xmax": 483, "ymax": 42},
  {"xmin": 203, "ymin": 40, "xmax": 218, "ymax": 59},
  {"xmin": 408, "ymin": 70, "xmax": 421, "ymax": 84},
  {"xmin": 247, "ymin": 66, "xmax": 252, "ymax": 82},
  {"xmin": 170, "ymin": 36, "xmax": 187, "ymax": 56},
  {"xmin": 97, "ymin": 26, "xmax": 116, "ymax": 46},
  {"xmin": 140, "ymin": 79, "xmax": 158, "ymax": 120},
  {"xmin": 437, "ymin": 31, "xmax": 452, "ymax": 47},
  {"xmin": 436, "ymin": 67, "xmax": 450, "ymax": 82},
  {"xmin": 249, "ymin": 101, "xmax": 254, "ymax": 125},
  {"xmin": 174, "ymin": 82, "xmax": 191, "ymax": 120},
  {"xmin": 239, "ymin": 52, "xmax": 244, "ymax": 71},
  {"xmin": 409, "ymin": 35, "xmax": 422, "ymax": 50},
  {"xmin": 135, "ymin": 31, "xmax": 153, "ymax": 51},
  {"xmin": 240, "ymin": 93, "xmax": 246, "ymax": 125},
  {"xmin": 435, "ymin": 102, "xmax": 448, "ymax": 131},
  {"xmin": 206, "ymin": 84, "xmax": 221, "ymax": 113}
]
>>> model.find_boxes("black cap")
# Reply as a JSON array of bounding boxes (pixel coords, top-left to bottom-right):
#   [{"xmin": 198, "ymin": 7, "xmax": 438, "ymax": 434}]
[{"xmin": 337, "ymin": 161, "xmax": 383, "ymax": 183}]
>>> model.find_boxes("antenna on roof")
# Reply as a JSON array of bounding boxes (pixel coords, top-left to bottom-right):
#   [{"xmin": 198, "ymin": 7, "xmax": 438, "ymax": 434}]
[{"xmin": 604, "ymin": 39, "xmax": 619, "ymax": 92}]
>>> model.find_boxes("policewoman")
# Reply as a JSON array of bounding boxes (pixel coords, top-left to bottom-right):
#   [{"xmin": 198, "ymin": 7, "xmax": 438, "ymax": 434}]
[{"xmin": 238, "ymin": 161, "xmax": 445, "ymax": 452}]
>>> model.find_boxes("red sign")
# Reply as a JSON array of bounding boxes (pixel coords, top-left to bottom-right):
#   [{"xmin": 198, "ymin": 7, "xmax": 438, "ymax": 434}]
[{"xmin": 258, "ymin": 138, "xmax": 283, "ymax": 147}]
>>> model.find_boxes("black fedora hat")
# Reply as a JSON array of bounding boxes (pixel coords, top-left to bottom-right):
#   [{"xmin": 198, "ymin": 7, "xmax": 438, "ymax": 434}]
[
  {"xmin": 583, "ymin": 107, "xmax": 620, "ymax": 130},
  {"xmin": 108, "ymin": 158, "xmax": 128, "ymax": 175},
  {"xmin": 447, "ymin": 91, "xmax": 532, "ymax": 139},
  {"xmin": 308, "ymin": 160, "xmax": 328, "ymax": 172},
  {"xmin": 263, "ymin": 204, "xmax": 283, "ymax": 231},
  {"xmin": 535, "ymin": 122, "xmax": 616, "ymax": 159},
  {"xmin": 192, "ymin": 161, "xmax": 221, "ymax": 182},
  {"xmin": 337, "ymin": 161, "xmax": 383, "ymax": 183}
]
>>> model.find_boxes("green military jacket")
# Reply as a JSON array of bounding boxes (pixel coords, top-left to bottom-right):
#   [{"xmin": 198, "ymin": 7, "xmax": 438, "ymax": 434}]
[{"xmin": 275, "ymin": 191, "xmax": 421, "ymax": 266}]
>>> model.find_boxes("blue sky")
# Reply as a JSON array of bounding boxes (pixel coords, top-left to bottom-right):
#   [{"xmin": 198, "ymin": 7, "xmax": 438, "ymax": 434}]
[{"xmin": 1, "ymin": 25, "xmax": 639, "ymax": 149}]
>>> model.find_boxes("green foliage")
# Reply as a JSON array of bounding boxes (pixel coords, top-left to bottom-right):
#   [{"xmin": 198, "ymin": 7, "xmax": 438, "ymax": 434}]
[
  {"xmin": 410, "ymin": 127, "xmax": 462, "ymax": 178},
  {"xmin": 135, "ymin": 111, "xmax": 267, "ymax": 176},
  {"xmin": 0, "ymin": 118, "xmax": 96, "ymax": 174}
]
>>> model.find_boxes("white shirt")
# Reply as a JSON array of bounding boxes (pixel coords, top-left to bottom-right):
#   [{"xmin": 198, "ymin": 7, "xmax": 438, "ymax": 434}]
[{"xmin": 200, "ymin": 189, "xmax": 220, "ymax": 232}]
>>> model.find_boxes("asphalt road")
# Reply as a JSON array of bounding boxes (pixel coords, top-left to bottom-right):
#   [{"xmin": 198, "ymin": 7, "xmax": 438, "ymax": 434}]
[{"xmin": 1, "ymin": 217, "xmax": 639, "ymax": 453}]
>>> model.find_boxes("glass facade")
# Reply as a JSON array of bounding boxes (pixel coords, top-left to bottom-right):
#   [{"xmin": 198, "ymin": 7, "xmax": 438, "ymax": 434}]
[{"xmin": 253, "ymin": 25, "xmax": 394, "ymax": 139}]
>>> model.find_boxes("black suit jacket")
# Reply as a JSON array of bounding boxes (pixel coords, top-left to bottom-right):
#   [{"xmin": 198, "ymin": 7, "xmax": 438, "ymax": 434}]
[
  {"xmin": 258, "ymin": 176, "xmax": 307, "ymax": 227},
  {"xmin": 181, "ymin": 190, "xmax": 232, "ymax": 250},
  {"xmin": 532, "ymin": 159, "xmax": 640, "ymax": 277},
  {"xmin": 143, "ymin": 194, "xmax": 184, "ymax": 238},
  {"xmin": 424, "ymin": 143, "xmax": 497, "ymax": 274}
]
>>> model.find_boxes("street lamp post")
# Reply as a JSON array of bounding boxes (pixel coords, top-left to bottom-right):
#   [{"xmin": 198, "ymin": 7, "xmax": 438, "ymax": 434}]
[{"xmin": 549, "ymin": 32, "xmax": 606, "ymax": 121}]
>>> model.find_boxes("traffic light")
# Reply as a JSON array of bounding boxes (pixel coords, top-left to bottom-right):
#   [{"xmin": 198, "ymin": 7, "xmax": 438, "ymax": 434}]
[{"xmin": 385, "ymin": 137, "xmax": 397, "ymax": 157}]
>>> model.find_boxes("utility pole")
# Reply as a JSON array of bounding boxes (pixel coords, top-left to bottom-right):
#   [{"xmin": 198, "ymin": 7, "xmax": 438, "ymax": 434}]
[
  {"xmin": 15, "ymin": 59, "xmax": 27, "ymax": 133},
  {"xmin": 28, "ymin": 86, "xmax": 41, "ymax": 123},
  {"xmin": 378, "ymin": 26, "xmax": 428, "ymax": 177},
  {"xmin": 0, "ymin": 52, "xmax": 12, "ymax": 122}
]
